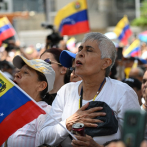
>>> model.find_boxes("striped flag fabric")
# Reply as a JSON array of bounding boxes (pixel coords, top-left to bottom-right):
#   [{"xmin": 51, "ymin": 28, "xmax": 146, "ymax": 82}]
[
  {"xmin": 123, "ymin": 39, "xmax": 140, "ymax": 57},
  {"xmin": 114, "ymin": 16, "xmax": 132, "ymax": 45},
  {"xmin": 54, "ymin": 0, "xmax": 90, "ymax": 36},
  {"xmin": 0, "ymin": 71, "xmax": 46, "ymax": 145},
  {"xmin": 0, "ymin": 17, "xmax": 15, "ymax": 45}
]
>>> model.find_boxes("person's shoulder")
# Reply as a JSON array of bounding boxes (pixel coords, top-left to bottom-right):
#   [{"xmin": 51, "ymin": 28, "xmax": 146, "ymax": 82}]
[
  {"xmin": 107, "ymin": 77, "xmax": 134, "ymax": 91},
  {"xmin": 37, "ymin": 101, "xmax": 51, "ymax": 113}
]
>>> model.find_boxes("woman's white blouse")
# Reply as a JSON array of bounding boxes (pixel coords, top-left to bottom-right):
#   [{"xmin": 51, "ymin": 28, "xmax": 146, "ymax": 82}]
[{"xmin": 36, "ymin": 77, "xmax": 141, "ymax": 147}]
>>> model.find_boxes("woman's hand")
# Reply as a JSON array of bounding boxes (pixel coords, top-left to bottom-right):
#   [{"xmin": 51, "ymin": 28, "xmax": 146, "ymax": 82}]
[
  {"xmin": 71, "ymin": 135, "xmax": 103, "ymax": 147},
  {"xmin": 66, "ymin": 102, "xmax": 106, "ymax": 131}
]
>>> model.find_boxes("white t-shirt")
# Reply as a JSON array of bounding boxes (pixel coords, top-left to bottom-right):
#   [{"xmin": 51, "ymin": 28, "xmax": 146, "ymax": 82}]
[
  {"xmin": 1, "ymin": 101, "xmax": 51, "ymax": 147},
  {"xmin": 36, "ymin": 77, "xmax": 140, "ymax": 147}
]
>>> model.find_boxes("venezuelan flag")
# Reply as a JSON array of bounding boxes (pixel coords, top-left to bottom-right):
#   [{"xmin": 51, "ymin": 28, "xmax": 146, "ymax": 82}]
[
  {"xmin": 54, "ymin": 0, "xmax": 90, "ymax": 36},
  {"xmin": 114, "ymin": 16, "xmax": 132, "ymax": 45},
  {"xmin": 0, "ymin": 17, "xmax": 15, "ymax": 44},
  {"xmin": 123, "ymin": 39, "xmax": 140, "ymax": 57},
  {"xmin": 0, "ymin": 71, "xmax": 45, "ymax": 145},
  {"xmin": 66, "ymin": 37, "xmax": 76, "ymax": 50}
]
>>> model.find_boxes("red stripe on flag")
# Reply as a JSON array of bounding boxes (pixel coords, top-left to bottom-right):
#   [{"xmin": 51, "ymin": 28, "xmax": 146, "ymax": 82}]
[
  {"xmin": 0, "ymin": 101, "xmax": 45, "ymax": 145},
  {"xmin": 131, "ymin": 51, "xmax": 140, "ymax": 57},
  {"xmin": 61, "ymin": 20, "xmax": 90, "ymax": 36},
  {"xmin": 0, "ymin": 28, "xmax": 15, "ymax": 41},
  {"xmin": 121, "ymin": 29, "xmax": 132, "ymax": 45}
]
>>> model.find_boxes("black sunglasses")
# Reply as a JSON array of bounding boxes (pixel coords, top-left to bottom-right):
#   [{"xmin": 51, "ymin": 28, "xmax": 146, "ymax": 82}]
[{"xmin": 44, "ymin": 58, "xmax": 61, "ymax": 66}]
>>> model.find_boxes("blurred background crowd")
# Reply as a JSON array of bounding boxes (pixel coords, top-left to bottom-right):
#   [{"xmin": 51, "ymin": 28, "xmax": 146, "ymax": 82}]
[
  {"xmin": 1, "ymin": 0, "xmax": 147, "ymax": 146},
  {"xmin": 1, "ymin": 0, "xmax": 147, "ymax": 104}
]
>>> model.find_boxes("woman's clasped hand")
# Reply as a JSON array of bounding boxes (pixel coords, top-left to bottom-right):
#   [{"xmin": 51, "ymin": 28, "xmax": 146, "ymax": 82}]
[{"xmin": 66, "ymin": 102, "xmax": 105, "ymax": 131}]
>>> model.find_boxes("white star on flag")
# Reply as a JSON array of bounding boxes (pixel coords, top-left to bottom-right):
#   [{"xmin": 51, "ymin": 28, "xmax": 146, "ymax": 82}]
[{"xmin": 0, "ymin": 113, "xmax": 4, "ymax": 116}]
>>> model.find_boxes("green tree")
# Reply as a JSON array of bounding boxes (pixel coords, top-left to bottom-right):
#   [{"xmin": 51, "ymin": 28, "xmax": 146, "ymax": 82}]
[{"xmin": 131, "ymin": 0, "xmax": 147, "ymax": 26}]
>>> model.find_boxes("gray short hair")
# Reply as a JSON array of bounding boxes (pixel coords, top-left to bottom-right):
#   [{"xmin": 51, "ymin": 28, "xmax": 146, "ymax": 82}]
[{"xmin": 82, "ymin": 32, "xmax": 116, "ymax": 77}]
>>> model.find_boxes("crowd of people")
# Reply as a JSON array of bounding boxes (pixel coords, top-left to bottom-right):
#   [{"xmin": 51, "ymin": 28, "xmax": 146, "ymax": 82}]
[{"xmin": 0, "ymin": 32, "xmax": 147, "ymax": 147}]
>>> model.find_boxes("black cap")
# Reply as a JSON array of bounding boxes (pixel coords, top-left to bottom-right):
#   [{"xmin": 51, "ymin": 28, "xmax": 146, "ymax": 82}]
[
  {"xmin": 85, "ymin": 101, "xmax": 118, "ymax": 137},
  {"xmin": 122, "ymin": 78, "xmax": 141, "ymax": 90}
]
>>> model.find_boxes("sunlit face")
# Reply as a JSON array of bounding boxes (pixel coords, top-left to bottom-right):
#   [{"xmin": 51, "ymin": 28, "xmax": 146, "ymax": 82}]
[
  {"xmin": 13, "ymin": 65, "xmax": 41, "ymax": 99},
  {"xmin": 75, "ymin": 40, "xmax": 105, "ymax": 78},
  {"xmin": 142, "ymin": 71, "xmax": 147, "ymax": 98},
  {"xmin": 40, "ymin": 52, "xmax": 61, "ymax": 81},
  {"xmin": 70, "ymin": 61, "xmax": 82, "ymax": 82}
]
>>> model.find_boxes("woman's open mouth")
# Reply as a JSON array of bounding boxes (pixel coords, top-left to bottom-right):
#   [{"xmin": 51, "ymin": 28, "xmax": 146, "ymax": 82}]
[
  {"xmin": 13, "ymin": 80, "xmax": 18, "ymax": 85},
  {"xmin": 76, "ymin": 60, "xmax": 82, "ymax": 66}
]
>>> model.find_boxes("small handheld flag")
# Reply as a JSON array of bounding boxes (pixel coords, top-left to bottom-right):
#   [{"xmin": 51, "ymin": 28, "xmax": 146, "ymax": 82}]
[
  {"xmin": 54, "ymin": 0, "xmax": 90, "ymax": 36},
  {"xmin": 0, "ymin": 17, "xmax": 15, "ymax": 46},
  {"xmin": 114, "ymin": 16, "xmax": 132, "ymax": 45},
  {"xmin": 123, "ymin": 39, "xmax": 140, "ymax": 57},
  {"xmin": 0, "ymin": 71, "xmax": 46, "ymax": 145}
]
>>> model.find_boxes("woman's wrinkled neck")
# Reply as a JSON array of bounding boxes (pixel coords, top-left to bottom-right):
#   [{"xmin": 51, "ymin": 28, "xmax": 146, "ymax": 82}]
[{"xmin": 78, "ymin": 74, "xmax": 106, "ymax": 97}]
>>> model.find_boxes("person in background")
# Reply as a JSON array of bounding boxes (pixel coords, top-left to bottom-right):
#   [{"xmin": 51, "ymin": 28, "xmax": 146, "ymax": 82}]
[
  {"xmin": 141, "ymin": 70, "xmax": 147, "ymax": 111},
  {"xmin": 0, "ymin": 60, "xmax": 14, "ymax": 80},
  {"xmin": 60, "ymin": 50, "xmax": 82, "ymax": 82},
  {"xmin": 109, "ymin": 63, "xmax": 117, "ymax": 79},
  {"xmin": 129, "ymin": 66, "xmax": 144, "ymax": 82},
  {"xmin": 40, "ymin": 48, "xmax": 70, "ymax": 103},
  {"xmin": 2, "ymin": 55, "xmax": 55, "ymax": 147},
  {"xmin": 45, "ymin": 32, "xmax": 63, "ymax": 49},
  {"xmin": 70, "ymin": 59, "xmax": 82, "ymax": 82},
  {"xmin": 36, "ymin": 32, "xmax": 140, "ymax": 147},
  {"xmin": 122, "ymin": 77, "xmax": 142, "ymax": 105}
]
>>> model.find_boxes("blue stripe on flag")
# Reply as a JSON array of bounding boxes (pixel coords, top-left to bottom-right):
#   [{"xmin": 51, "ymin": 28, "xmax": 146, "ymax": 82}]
[
  {"xmin": 0, "ymin": 86, "xmax": 31, "ymax": 123},
  {"xmin": 129, "ymin": 47, "xmax": 140, "ymax": 56},
  {"xmin": 118, "ymin": 25, "xmax": 130, "ymax": 40},
  {"xmin": 0, "ymin": 24, "xmax": 11, "ymax": 34},
  {"xmin": 59, "ymin": 9, "xmax": 88, "ymax": 32}
]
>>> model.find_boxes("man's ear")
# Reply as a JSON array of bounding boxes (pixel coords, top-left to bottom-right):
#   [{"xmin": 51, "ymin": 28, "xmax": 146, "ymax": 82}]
[
  {"xmin": 102, "ymin": 58, "xmax": 112, "ymax": 70},
  {"xmin": 38, "ymin": 81, "xmax": 48, "ymax": 92},
  {"xmin": 60, "ymin": 67, "xmax": 67, "ymax": 75}
]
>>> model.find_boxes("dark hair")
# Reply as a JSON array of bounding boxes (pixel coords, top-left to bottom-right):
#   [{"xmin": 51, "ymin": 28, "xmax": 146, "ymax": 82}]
[
  {"xmin": 36, "ymin": 70, "xmax": 54, "ymax": 105},
  {"xmin": 40, "ymin": 48, "xmax": 70, "ymax": 84},
  {"xmin": 40, "ymin": 48, "xmax": 62, "ymax": 66},
  {"xmin": 109, "ymin": 64, "xmax": 117, "ymax": 79}
]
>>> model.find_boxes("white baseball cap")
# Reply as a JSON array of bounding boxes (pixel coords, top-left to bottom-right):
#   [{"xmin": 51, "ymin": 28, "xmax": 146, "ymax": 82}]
[{"xmin": 13, "ymin": 55, "xmax": 55, "ymax": 92}]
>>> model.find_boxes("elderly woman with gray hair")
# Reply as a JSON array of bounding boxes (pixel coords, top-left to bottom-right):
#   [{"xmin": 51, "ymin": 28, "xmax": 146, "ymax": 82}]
[{"xmin": 36, "ymin": 32, "xmax": 140, "ymax": 147}]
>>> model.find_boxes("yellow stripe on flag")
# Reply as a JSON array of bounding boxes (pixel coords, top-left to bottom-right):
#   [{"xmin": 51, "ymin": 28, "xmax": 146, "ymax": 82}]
[
  {"xmin": 54, "ymin": 0, "xmax": 87, "ymax": 28},
  {"xmin": 0, "ymin": 17, "xmax": 10, "ymax": 28},
  {"xmin": 114, "ymin": 16, "xmax": 129, "ymax": 37},
  {"xmin": 123, "ymin": 39, "xmax": 140, "ymax": 57},
  {"xmin": 0, "ymin": 72, "xmax": 13, "ymax": 97}
]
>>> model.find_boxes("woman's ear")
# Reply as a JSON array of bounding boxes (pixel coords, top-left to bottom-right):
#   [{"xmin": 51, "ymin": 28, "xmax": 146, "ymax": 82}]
[
  {"xmin": 60, "ymin": 67, "xmax": 67, "ymax": 75},
  {"xmin": 102, "ymin": 58, "xmax": 112, "ymax": 70},
  {"xmin": 38, "ymin": 81, "xmax": 48, "ymax": 92}
]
